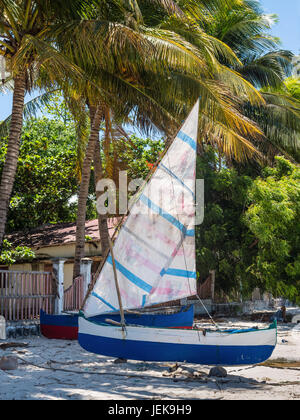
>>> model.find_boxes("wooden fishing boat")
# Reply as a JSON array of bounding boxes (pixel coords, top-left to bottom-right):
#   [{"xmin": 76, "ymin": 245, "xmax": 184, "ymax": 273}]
[
  {"xmin": 40, "ymin": 310, "xmax": 79, "ymax": 340},
  {"xmin": 40, "ymin": 305, "xmax": 194, "ymax": 340},
  {"xmin": 78, "ymin": 100, "xmax": 277, "ymax": 366},
  {"xmin": 78, "ymin": 316, "xmax": 277, "ymax": 366}
]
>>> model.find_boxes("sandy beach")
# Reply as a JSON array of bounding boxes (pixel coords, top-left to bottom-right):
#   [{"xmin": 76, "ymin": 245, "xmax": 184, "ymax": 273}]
[{"xmin": 0, "ymin": 319, "xmax": 299, "ymax": 401}]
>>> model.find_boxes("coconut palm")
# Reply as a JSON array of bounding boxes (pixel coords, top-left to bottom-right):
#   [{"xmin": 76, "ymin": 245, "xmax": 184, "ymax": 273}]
[
  {"xmin": 0, "ymin": 0, "xmax": 98, "ymax": 248},
  {"xmin": 60, "ymin": 0, "xmax": 269, "ymax": 278},
  {"xmin": 195, "ymin": 0, "xmax": 300, "ymax": 161},
  {"xmin": 1, "ymin": 0, "xmax": 268, "ymax": 277},
  {"xmin": 250, "ymin": 78, "xmax": 300, "ymax": 163}
]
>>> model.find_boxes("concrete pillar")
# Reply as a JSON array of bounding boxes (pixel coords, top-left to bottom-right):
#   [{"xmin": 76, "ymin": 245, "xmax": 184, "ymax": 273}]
[
  {"xmin": 80, "ymin": 258, "xmax": 93, "ymax": 297},
  {"xmin": 53, "ymin": 259, "xmax": 67, "ymax": 315}
]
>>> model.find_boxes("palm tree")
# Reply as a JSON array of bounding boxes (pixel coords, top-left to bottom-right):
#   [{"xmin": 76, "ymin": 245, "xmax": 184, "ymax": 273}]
[
  {"xmin": 196, "ymin": 0, "xmax": 300, "ymax": 161},
  {"xmin": 250, "ymin": 78, "xmax": 300, "ymax": 163},
  {"xmin": 0, "ymin": 0, "xmax": 95, "ymax": 248},
  {"xmin": 59, "ymin": 0, "xmax": 270, "ymax": 278},
  {"xmin": 1, "ymin": 0, "xmax": 269, "ymax": 278}
]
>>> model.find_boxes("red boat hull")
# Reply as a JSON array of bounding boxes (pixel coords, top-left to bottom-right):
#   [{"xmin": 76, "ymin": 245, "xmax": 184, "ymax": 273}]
[
  {"xmin": 40, "ymin": 323, "xmax": 78, "ymax": 340},
  {"xmin": 40, "ymin": 306, "xmax": 194, "ymax": 340}
]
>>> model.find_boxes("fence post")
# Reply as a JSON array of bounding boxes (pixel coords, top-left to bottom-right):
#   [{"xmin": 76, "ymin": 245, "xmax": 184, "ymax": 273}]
[
  {"xmin": 0, "ymin": 315, "xmax": 6, "ymax": 340},
  {"xmin": 80, "ymin": 258, "xmax": 93, "ymax": 297},
  {"xmin": 53, "ymin": 259, "xmax": 66, "ymax": 315},
  {"xmin": 209, "ymin": 270, "xmax": 215, "ymax": 302}
]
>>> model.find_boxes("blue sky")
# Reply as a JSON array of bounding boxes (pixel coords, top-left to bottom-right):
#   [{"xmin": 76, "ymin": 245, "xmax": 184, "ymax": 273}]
[
  {"xmin": 0, "ymin": 0, "xmax": 299, "ymax": 122},
  {"xmin": 261, "ymin": 0, "xmax": 300, "ymax": 53}
]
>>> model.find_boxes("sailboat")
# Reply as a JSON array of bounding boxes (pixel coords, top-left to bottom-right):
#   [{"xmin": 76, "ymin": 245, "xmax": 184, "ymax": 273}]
[
  {"xmin": 40, "ymin": 305, "xmax": 193, "ymax": 340},
  {"xmin": 78, "ymin": 100, "xmax": 277, "ymax": 366}
]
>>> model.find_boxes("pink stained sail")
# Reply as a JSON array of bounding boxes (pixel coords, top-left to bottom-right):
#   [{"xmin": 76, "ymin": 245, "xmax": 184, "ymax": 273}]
[{"xmin": 83, "ymin": 101, "xmax": 199, "ymax": 317}]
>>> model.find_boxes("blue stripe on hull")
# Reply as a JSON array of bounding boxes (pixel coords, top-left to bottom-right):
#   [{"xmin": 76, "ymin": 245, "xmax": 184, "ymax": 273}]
[
  {"xmin": 40, "ymin": 310, "xmax": 79, "ymax": 327},
  {"xmin": 93, "ymin": 307, "xmax": 194, "ymax": 327},
  {"xmin": 78, "ymin": 332, "xmax": 275, "ymax": 366}
]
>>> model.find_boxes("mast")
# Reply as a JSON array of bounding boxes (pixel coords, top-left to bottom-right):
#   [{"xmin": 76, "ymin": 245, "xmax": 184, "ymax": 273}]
[{"xmin": 108, "ymin": 237, "xmax": 126, "ymax": 330}]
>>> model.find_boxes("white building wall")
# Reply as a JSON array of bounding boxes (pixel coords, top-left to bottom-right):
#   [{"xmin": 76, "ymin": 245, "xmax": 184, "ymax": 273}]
[{"xmin": 4, "ymin": 241, "xmax": 102, "ymax": 290}]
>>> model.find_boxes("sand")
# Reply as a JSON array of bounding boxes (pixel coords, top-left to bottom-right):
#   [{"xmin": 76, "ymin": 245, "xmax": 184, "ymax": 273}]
[{"xmin": 0, "ymin": 320, "xmax": 299, "ymax": 401}]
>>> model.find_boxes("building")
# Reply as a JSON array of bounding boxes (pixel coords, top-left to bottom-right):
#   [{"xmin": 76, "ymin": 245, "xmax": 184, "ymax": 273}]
[{"xmin": 1, "ymin": 218, "xmax": 122, "ymax": 291}]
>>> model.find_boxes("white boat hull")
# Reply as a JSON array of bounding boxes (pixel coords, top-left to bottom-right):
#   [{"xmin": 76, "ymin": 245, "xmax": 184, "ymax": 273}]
[{"xmin": 78, "ymin": 316, "xmax": 277, "ymax": 366}]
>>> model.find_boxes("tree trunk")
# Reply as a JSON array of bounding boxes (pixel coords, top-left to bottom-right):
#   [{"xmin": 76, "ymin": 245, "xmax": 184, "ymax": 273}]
[
  {"xmin": 94, "ymin": 138, "xmax": 110, "ymax": 256},
  {"xmin": 0, "ymin": 73, "xmax": 26, "ymax": 248},
  {"xmin": 73, "ymin": 105, "xmax": 102, "ymax": 279}
]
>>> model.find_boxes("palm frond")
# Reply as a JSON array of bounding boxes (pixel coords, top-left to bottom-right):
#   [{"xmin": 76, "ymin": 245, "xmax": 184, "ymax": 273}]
[
  {"xmin": 238, "ymin": 50, "xmax": 293, "ymax": 89},
  {"xmin": 243, "ymin": 92, "xmax": 300, "ymax": 162}
]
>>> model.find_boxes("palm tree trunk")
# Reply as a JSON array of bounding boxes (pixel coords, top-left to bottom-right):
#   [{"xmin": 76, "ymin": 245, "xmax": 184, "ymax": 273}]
[
  {"xmin": 73, "ymin": 105, "xmax": 102, "ymax": 279},
  {"xmin": 94, "ymin": 138, "xmax": 110, "ymax": 256},
  {"xmin": 0, "ymin": 73, "xmax": 26, "ymax": 248}
]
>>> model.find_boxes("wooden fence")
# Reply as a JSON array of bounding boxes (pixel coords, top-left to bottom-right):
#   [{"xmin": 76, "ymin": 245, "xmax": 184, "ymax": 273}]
[
  {"xmin": 197, "ymin": 275, "xmax": 213, "ymax": 300},
  {"xmin": 64, "ymin": 275, "xmax": 85, "ymax": 312},
  {"xmin": 0, "ymin": 270, "xmax": 56, "ymax": 321}
]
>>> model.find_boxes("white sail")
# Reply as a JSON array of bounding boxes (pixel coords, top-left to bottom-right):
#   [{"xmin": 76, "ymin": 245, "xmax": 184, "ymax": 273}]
[{"xmin": 83, "ymin": 100, "xmax": 199, "ymax": 317}]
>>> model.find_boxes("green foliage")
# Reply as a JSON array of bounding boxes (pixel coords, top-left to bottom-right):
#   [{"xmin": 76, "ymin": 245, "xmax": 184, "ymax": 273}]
[
  {"xmin": 0, "ymin": 116, "xmax": 80, "ymax": 232},
  {"xmin": 264, "ymin": 77, "xmax": 300, "ymax": 101},
  {"xmin": 113, "ymin": 134, "xmax": 164, "ymax": 180},
  {"xmin": 0, "ymin": 0, "xmax": 298, "ymax": 302},
  {"xmin": 0, "ymin": 110, "xmax": 165, "ymax": 231},
  {"xmin": 199, "ymin": 0, "xmax": 300, "ymax": 162},
  {"xmin": 196, "ymin": 151, "xmax": 300, "ymax": 303},
  {"xmin": 195, "ymin": 148, "xmax": 256, "ymax": 296},
  {"xmin": 284, "ymin": 77, "xmax": 300, "ymax": 101},
  {"xmin": 0, "ymin": 240, "xmax": 35, "ymax": 265},
  {"xmin": 245, "ymin": 157, "xmax": 300, "ymax": 303}
]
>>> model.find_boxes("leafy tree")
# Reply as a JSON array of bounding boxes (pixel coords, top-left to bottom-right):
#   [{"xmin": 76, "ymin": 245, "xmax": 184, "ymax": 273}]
[
  {"xmin": 195, "ymin": 148, "xmax": 257, "ymax": 298},
  {"xmin": 0, "ymin": 239, "xmax": 35, "ymax": 265},
  {"xmin": 245, "ymin": 157, "xmax": 300, "ymax": 303},
  {"xmin": 100, "ymin": 133, "xmax": 164, "ymax": 182},
  {"xmin": 0, "ymin": 108, "xmax": 165, "ymax": 233},
  {"xmin": 0, "ymin": 116, "xmax": 80, "ymax": 232},
  {"xmin": 196, "ymin": 151, "xmax": 300, "ymax": 304}
]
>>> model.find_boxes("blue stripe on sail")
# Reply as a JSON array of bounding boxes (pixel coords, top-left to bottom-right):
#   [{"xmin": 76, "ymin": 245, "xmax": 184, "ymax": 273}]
[
  {"xmin": 107, "ymin": 256, "xmax": 152, "ymax": 293},
  {"xmin": 140, "ymin": 194, "xmax": 195, "ymax": 237},
  {"xmin": 91, "ymin": 292, "xmax": 117, "ymax": 312},
  {"xmin": 160, "ymin": 268, "xmax": 197, "ymax": 279},
  {"xmin": 177, "ymin": 131, "xmax": 197, "ymax": 151},
  {"xmin": 142, "ymin": 295, "xmax": 147, "ymax": 308},
  {"xmin": 159, "ymin": 163, "xmax": 195, "ymax": 199}
]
